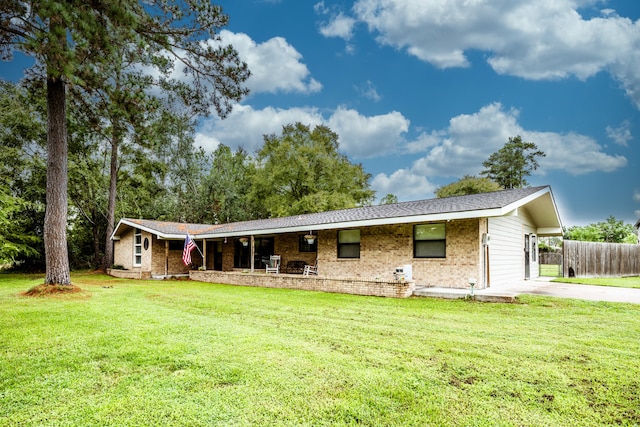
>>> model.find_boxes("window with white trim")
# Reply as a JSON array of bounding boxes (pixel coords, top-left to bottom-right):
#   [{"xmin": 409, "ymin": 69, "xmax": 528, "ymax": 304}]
[
  {"xmin": 134, "ymin": 228, "xmax": 142, "ymax": 266},
  {"xmin": 414, "ymin": 223, "xmax": 446, "ymax": 258}
]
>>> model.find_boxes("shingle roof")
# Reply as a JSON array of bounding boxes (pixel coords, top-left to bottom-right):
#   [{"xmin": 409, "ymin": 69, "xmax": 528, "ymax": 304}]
[{"xmin": 113, "ymin": 186, "xmax": 559, "ymax": 240}]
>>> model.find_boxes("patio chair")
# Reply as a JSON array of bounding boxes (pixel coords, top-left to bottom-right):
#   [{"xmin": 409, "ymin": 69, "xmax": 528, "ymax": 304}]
[
  {"xmin": 266, "ymin": 255, "xmax": 281, "ymax": 274},
  {"xmin": 303, "ymin": 260, "xmax": 318, "ymax": 276}
]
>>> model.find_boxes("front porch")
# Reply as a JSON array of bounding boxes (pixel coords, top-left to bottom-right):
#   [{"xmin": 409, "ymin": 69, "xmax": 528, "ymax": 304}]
[{"xmin": 189, "ymin": 270, "xmax": 415, "ymax": 298}]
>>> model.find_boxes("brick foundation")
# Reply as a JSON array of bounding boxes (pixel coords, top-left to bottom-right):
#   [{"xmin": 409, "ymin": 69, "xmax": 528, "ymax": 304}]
[{"xmin": 189, "ymin": 270, "xmax": 415, "ymax": 298}]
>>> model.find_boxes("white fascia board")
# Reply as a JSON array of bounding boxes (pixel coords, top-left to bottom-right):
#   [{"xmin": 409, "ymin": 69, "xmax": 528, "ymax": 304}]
[
  {"xmin": 196, "ymin": 208, "xmax": 506, "ymax": 239},
  {"xmin": 110, "ymin": 219, "xmax": 175, "ymax": 241}
]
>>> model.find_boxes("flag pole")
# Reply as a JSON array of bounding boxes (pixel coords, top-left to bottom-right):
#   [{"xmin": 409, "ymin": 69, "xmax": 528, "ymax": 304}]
[{"xmin": 187, "ymin": 233, "xmax": 205, "ymax": 259}]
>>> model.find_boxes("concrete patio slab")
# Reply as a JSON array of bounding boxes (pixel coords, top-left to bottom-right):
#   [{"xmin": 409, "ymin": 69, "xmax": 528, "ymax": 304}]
[{"xmin": 414, "ymin": 277, "xmax": 640, "ymax": 304}]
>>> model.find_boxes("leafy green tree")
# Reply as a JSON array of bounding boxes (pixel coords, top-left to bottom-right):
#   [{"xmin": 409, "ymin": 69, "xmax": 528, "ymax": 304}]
[
  {"xmin": 0, "ymin": 80, "xmax": 45, "ymax": 266},
  {"xmin": 564, "ymin": 216, "xmax": 638, "ymax": 243},
  {"xmin": 435, "ymin": 175, "xmax": 502, "ymax": 198},
  {"xmin": 197, "ymin": 145, "xmax": 254, "ymax": 224},
  {"xmin": 1, "ymin": 1, "xmax": 250, "ymax": 282},
  {"xmin": 379, "ymin": 194, "xmax": 398, "ymax": 205},
  {"xmin": 250, "ymin": 123, "xmax": 375, "ymax": 217},
  {"xmin": 481, "ymin": 136, "xmax": 545, "ymax": 189}
]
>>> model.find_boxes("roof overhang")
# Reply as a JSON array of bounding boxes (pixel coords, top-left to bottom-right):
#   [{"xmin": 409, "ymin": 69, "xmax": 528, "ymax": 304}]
[
  {"xmin": 111, "ymin": 186, "xmax": 564, "ymax": 240},
  {"xmin": 498, "ymin": 187, "xmax": 563, "ymax": 236},
  {"xmin": 196, "ymin": 207, "xmax": 513, "ymax": 239},
  {"xmin": 111, "ymin": 219, "xmax": 204, "ymax": 241}
]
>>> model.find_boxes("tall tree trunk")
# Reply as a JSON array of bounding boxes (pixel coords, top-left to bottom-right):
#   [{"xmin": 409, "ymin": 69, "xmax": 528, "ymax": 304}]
[
  {"xmin": 44, "ymin": 76, "xmax": 71, "ymax": 285},
  {"xmin": 102, "ymin": 127, "xmax": 119, "ymax": 271}
]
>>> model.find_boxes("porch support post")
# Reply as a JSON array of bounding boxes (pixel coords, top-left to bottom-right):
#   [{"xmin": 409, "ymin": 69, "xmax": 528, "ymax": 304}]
[
  {"xmin": 250, "ymin": 235, "xmax": 255, "ymax": 272},
  {"xmin": 202, "ymin": 239, "xmax": 207, "ymax": 271},
  {"xmin": 164, "ymin": 240, "xmax": 169, "ymax": 277}
]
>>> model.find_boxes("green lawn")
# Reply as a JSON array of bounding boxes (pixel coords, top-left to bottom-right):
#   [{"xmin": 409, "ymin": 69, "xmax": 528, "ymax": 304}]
[
  {"xmin": 539, "ymin": 264, "xmax": 562, "ymax": 277},
  {"xmin": 553, "ymin": 276, "xmax": 640, "ymax": 289},
  {"xmin": 1, "ymin": 273, "xmax": 639, "ymax": 426}
]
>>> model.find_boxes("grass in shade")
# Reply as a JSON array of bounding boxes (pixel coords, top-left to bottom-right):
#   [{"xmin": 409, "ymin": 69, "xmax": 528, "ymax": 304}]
[{"xmin": 1, "ymin": 272, "xmax": 639, "ymax": 426}]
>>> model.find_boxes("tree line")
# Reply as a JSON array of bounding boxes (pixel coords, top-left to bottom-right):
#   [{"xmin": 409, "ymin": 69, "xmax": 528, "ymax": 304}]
[{"xmin": 0, "ymin": 78, "xmax": 374, "ymax": 271}]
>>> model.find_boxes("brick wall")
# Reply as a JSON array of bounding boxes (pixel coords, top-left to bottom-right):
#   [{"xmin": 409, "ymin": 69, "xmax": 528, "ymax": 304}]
[
  {"xmin": 112, "ymin": 231, "xmax": 133, "ymax": 269},
  {"xmin": 274, "ymin": 234, "xmax": 317, "ymax": 267},
  {"xmin": 112, "ymin": 218, "xmax": 485, "ymax": 288},
  {"xmin": 190, "ymin": 270, "xmax": 414, "ymax": 298},
  {"xmin": 316, "ymin": 219, "xmax": 482, "ymax": 288},
  {"xmin": 151, "ymin": 237, "xmax": 166, "ymax": 276}
]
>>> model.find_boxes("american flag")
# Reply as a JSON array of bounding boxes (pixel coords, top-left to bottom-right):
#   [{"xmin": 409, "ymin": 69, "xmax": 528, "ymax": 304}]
[{"xmin": 182, "ymin": 234, "xmax": 196, "ymax": 266}]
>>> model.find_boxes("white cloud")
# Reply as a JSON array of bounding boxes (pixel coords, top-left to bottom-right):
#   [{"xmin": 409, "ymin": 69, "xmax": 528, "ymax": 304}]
[
  {"xmin": 195, "ymin": 104, "xmax": 323, "ymax": 154},
  {"xmin": 606, "ymin": 120, "xmax": 633, "ymax": 146},
  {"xmin": 218, "ymin": 30, "xmax": 322, "ymax": 95},
  {"xmin": 371, "ymin": 169, "xmax": 437, "ymax": 201},
  {"xmin": 356, "ymin": 80, "xmax": 382, "ymax": 102},
  {"xmin": 369, "ymin": 102, "xmax": 628, "ymax": 201},
  {"xmin": 327, "ymin": 107, "xmax": 409, "ymax": 158},
  {"xmin": 405, "ymin": 102, "xmax": 627, "ymax": 178},
  {"xmin": 319, "ymin": 12, "xmax": 357, "ymax": 40},
  {"xmin": 352, "ymin": 0, "xmax": 640, "ymax": 108},
  {"xmin": 634, "ymin": 190, "xmax": 640, "ymax": 203},
  {"xmin": 528, "ymin": 130, "xmax": 627, "ymax": 174},
  {"xmin": 195, "ymin": 104, "xmax": 409, "ymax": 158}
]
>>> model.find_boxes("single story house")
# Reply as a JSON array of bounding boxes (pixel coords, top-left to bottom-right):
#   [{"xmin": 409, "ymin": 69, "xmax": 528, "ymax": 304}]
[{"xmin": 110, "ymin": 185, "xmax": 562, "ymax": 296}]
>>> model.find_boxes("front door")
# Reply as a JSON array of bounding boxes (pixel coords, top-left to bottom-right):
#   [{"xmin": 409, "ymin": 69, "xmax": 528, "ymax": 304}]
[{"xmin": 524, "ymin": 234, "xmax": 530, "ymax": 280}]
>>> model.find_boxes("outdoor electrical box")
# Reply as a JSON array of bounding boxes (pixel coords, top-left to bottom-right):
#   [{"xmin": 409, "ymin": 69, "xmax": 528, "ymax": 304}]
[
  {"xmin": 482, "ymin": 233, "xmax": 492, "ymax": 246},
  {"xmin": 394, "ymin": 265, "xmax": 413, "ymax": 281}
]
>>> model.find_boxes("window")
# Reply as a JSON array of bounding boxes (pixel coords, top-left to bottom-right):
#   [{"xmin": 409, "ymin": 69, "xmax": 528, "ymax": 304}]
[
  {"xmin": 298, "ymin": 235, "xmax": 317, "ymax": 253},
  {"xmin": 414, "ymin": 224, "xmax": 446, "ymax": 258},
  {"xmin": 338, "ymin": 229, "xmax": 360, "ymax": 258},
  {"xmin": 134, "ymin": 228, "xmax": 142, "ymax": 266},
  {"xmin": 532, "ymin": 236, "xmax": 537, "ymax": 262}
]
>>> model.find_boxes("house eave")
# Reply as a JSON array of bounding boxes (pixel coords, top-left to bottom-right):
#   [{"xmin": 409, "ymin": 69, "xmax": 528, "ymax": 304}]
[{"xmin": 196, "ymin": 208, "xmax": 507, "ymax": 239}]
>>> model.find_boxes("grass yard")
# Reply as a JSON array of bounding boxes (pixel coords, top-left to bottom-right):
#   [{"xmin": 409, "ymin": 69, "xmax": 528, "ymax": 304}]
[
  {"xmin": 1, "ymin": 272, "xmax": 639, "ymax": 426},
  {"xmin": 553, "ymin": 275, "xmax": 640, "ymax": 289},
  {"xmin": 539, "ymin": 264, "xmax": 562, "ymax": 277}
]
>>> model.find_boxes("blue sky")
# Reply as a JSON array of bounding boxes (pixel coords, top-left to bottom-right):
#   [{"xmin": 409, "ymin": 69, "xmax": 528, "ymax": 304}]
[{"xmin": 2, "ymin": 0, "xmax": 640, "ymax": 227}]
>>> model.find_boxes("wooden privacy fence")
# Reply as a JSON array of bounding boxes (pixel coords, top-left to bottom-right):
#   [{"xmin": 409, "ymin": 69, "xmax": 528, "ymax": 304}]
[
  {"xmin": 563, "ymin": 240, "xmax": 640, "ymax": 278},
  {"xmin": 539, "ymin": 252, "xmax": 562, "ymax": 266}
]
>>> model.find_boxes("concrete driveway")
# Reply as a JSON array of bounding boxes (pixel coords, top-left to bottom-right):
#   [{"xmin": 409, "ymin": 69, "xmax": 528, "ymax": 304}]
[
  {"xmin": 415, "ymin": 277, "xmax": 640, "ymax": 304},
  {"xmin": 507, "ymin": 278, "xmax": 640, "ymax": 304}
]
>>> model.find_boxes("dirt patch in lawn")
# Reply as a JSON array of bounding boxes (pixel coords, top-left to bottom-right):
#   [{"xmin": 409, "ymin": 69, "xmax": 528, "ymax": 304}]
[{"xmin": 21, "ymin": 283, "xmax": 88, "ymax": 299}]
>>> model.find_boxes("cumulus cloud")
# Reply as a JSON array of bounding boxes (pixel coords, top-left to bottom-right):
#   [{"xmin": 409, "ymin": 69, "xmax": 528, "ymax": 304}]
[
  {"xmin": 368, "ymin": 102, "xmax": 627, "ymax": 200},
  {"xmin": 195, "ymin": 104, "xmax": 323, "ymax": 154},
  {"xmin": 195, "ymin": 104, "xmax": 409, "ymax": 158},
  {"xmin": 351, "ymin": 0, "xmax": 640, "ymax": 108},
  {"xmin": 319, "ymin": 12, "xmax": 357, "ymax": 39},
  {"xmin": 327, "ymin": 107, "xmax": 409, "ymax": 158},
  {"xmin": 371, "ymin": 169, "xmax": 437, "ymax": 201},
  {"xmin": 218, "ymin": 30, "xmax": 322, "ymax": 95},
  {"xmin": 634, "ymin": 190, "xmax": 640, "ymax": 203},
  {"xmin": 606, "ymin": 120, "xmax": 633, "ymax": 146},
  {"xmin": 405, "ymin": 102, "xmax": 627, "ymax": 179}
]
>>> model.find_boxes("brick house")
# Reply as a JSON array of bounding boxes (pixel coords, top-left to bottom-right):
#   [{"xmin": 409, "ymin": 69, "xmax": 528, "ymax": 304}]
[{"xmin": 109, "ymin": 186, "xmax": 562, "ymax": 296}]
